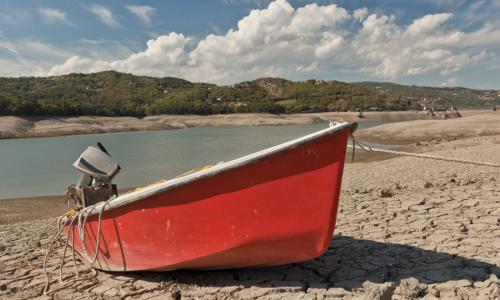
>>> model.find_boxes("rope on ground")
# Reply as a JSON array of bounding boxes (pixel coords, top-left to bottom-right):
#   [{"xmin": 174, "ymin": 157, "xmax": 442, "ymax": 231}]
[
  {"xmin": 43, "ymin": 195, "xmax": 115, "ymax": 295},
  {"xmin": 43, "ymin": 215, "xmax": 71, "ymax": 294},
  {"xmin": 349, "ymin": 137, "xmax": 500, "ymax": 168},
  {"xmin": 43, "ymin": 212, "xmax": 88, "ymax": 295}
]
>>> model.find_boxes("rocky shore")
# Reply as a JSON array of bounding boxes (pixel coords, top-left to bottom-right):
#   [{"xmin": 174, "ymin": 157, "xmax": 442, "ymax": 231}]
[{"xmin": 1, "ymin": 130, "xmax": 499, "ymax": 299}]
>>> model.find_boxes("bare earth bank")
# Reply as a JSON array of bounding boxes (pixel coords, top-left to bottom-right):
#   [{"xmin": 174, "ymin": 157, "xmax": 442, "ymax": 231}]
[
  {"xmin": 0, "ymin": 115, "xmax": 499, "ymax": 298},
  {"xmin": 356, "ymin": 111, "xmax": 500, "ymax": 144},
  {"xmin": 0, "ymin": 110, "xmax": 489, "ymax": 140}
]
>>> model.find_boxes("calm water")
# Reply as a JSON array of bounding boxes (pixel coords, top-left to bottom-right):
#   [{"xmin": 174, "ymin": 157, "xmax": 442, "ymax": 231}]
[{"xmin": 0, "ymin": 122, "xmax": 384, "ymax": 199}]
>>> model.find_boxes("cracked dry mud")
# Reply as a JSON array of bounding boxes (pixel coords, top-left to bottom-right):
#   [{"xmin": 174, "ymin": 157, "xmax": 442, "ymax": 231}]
[{"xmin": 1, "ymin": 135, "xmax": 499, "ymax": 299}]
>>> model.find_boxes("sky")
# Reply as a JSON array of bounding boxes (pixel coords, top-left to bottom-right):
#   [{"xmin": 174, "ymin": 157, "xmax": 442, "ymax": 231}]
[{"xmin": 0, "ymin": 0, "xmax": 499, "ymax": 89}]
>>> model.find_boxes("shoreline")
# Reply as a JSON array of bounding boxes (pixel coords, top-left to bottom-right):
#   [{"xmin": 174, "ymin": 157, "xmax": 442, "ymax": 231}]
[{"xmin": 0, "ymin": 110, "xmax": 489, "ymax": 140}]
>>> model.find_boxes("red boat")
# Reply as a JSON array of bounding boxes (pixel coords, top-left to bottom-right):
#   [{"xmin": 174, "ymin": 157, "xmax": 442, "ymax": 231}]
[{"xmin": 63, "ymin": 122, "xmax": 355, "ymax": 271}]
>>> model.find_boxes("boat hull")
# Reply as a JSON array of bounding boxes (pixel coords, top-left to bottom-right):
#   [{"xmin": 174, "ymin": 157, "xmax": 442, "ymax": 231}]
[{"xmin": 65, "ymin": 127, "xmax": 351, "ymax": 271}]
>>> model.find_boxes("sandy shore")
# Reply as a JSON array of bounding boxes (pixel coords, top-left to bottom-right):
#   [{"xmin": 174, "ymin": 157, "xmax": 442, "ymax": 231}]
[
  {"xmin": 1, "ymin": 114, "xmax": 499, "ymax": 299},
  {"xmin": 0, "ymin": 110, "xmax": 487, "ymax": 140},
  {"xmin": 356, "ymin": 111, "xmax": 500, "ymax": 144},
  {"xmin": 0, "ymin": 196, "xmax": 67, "ymax": 225}
]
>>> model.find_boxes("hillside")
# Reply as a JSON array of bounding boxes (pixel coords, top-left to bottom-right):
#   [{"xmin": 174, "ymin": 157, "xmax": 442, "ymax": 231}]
[
  {"xmin": 0, "ymin": 71, "xmax": 496, "ymax": 117},
  {"xmin": 354, "ymin": 82, "xmax": 498, "ymax": 110}
]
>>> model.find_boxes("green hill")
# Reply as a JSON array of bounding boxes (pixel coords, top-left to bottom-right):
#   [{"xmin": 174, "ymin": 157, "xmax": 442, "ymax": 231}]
[
  {"xmin": 354, "ymin": 82, "xmax": 497, "ymax": 110},
  {"xmin": 0, "ymin": 71, "xmax": 496, "ymax": 117}
]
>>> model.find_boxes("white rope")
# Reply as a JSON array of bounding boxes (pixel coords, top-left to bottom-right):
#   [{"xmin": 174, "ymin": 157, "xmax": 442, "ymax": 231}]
[
  {"xmin": 43, "ymin": 216, "xmax": 70, "ymax": 294},
  {"xmin": 74, "ymin": 196, "xmax": 115, "ymax": 264},
  {"xmin": 58, "ymin": 214, "xmax": 79, "ymax": 285},
  {"xmin": 348, "ymin": 139, "xmax": 500, "ymax": 168},
  {"xmin": 89, "ymin": 197, "xmax": 114, "ymax": 264},
  {"xmin": 43, "ymin": 195, "xmax": 115, "ymax": 295},
  {"xmin": 77, "ymin": 206, "xmax": 94, "ymax": 258}
]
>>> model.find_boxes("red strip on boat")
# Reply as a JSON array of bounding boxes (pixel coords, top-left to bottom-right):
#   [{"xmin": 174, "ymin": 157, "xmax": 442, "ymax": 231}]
[{"xmin": 64, "ymin": 122, "xmax": 355, "ymax": 271}]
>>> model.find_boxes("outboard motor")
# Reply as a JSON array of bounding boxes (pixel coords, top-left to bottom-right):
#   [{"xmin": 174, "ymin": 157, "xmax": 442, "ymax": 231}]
[{"xmin": 66, "ymin": 143, "xmax": 120, "ymax": 207}]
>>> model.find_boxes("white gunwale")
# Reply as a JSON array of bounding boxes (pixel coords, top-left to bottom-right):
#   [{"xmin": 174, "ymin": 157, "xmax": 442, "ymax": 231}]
[{"xmin": 83, "ymin": 122, "xmax": 352, "ymax": 216}]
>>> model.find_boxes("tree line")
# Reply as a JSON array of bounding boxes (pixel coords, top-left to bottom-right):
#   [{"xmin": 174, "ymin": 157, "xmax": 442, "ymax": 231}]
[{"xmin": 0, "ymin": 71, "xmax": 488, "ymax": 117}]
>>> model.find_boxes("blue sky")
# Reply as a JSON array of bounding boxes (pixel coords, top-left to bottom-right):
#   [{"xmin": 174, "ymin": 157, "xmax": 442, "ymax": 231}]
[{"xmin": 0, "ymin": 0, "xmax": 499, "ymax": 89}]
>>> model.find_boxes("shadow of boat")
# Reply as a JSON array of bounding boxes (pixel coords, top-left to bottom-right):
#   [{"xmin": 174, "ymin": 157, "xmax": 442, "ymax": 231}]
[{"xmin": 106, "ymin": 235, "xmax": 499, "ymax": 290}]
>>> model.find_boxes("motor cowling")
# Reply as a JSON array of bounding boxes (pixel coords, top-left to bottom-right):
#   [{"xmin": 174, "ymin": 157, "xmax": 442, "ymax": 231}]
[{"xmin": 66, "ymin": 143, "xmax": 120, "ymax": 208}]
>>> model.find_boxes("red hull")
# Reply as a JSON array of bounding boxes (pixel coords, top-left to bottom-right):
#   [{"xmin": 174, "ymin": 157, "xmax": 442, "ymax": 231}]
[{"xmin": 65, "ymin": 126, "xmax": 351, "ymax": 271}]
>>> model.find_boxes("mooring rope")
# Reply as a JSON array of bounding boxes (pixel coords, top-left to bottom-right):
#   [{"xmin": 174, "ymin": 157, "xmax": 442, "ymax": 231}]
[
  {"xmin": 88, "ymin": 197, "xmax": 114, "ymax": 264},
  {"xmin": 43, "ymin": 196, "xmax": 115, "ymax": 295},
  {"xmin": 43, "ymin": 213, "xmax": 88, "ymax": 295},
  {"xmin": 58, "ymin": 213, "xmax": 79, "ymax": 285},
  {"xmin": 349, "ymin": 137, "xmax": 500, "ymax": 168},
  {"xmin": 43, "ymin": 215, "xmax": 71, "ymax": 294}
]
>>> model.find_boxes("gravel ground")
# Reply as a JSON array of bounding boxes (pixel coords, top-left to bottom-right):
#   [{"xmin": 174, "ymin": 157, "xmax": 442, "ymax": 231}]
[{"xmin": 0, "ymin": 135, "xmax": 499, "ymax": 299}]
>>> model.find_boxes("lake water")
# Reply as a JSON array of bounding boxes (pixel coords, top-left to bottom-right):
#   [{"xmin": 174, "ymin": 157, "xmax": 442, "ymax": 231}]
[{"xmin": 0, "ymin": 122, "xmax": 385, "ymax": 199}]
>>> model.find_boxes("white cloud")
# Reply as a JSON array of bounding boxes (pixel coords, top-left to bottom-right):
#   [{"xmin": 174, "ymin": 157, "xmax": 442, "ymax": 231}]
[
  {"xmin": 89, "ymin": 5, "xmax": 119, "ymax": 27},
  {"xmin": 71, "ymin": 38, "xmax": 134, "ymax": 60},
  {"xmin": 0, "ymin": 33, "xmax": 20, "ymax": 55},
  {"xmin": 38, "ymin": 8, "xmax": 70, "ymax": 24},
  {"xmin": 49, "ymin": 32, "xmax": 191, "ymax": 76},
  {"xmin": 314, "ymin": 34, "xmax": 344, "ymax": 60},
  {"xmin": 13, "ymin": 0, "xmax": 500, "ymax": 84},
  {"xmin": 353, "ymin": 7, "xmax": 368, "ymax": 21},
  {"xmin": 0, "ymin": 36, "xmax": 74, "ymax": 76},
  {"xmin": 441, "ymin": 77, "xmax": 457, "ymax": 87},
  {"xmin": 50, "ymin": 0, "xmax": 352, "ymax": 82},
  {"xmin": 126, "ymin": 5, "xmax": 155, "ymax": 26},
  {"xmin": 350, "ymin": 13, "xmax": 469, "ymax": 78},
  {"xmin": 48, "ymin": 56, "xmax": 93, "ymax": 75},
  {"xmin": 406, "ymin": 13, "xmax": 452, "ymax": 35},
  {"xmin": 461, "ymin": 24, "xmax": 500, "ymax": 47}
]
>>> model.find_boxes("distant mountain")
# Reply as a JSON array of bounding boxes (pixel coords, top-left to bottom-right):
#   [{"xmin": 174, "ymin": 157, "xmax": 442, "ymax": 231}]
[{"xmin": 0, "ymin": 71, "xmax": 496, "ymax": 117}]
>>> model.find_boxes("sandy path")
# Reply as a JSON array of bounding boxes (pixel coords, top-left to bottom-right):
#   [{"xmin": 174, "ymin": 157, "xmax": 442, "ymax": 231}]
[{"xmin": 1, "ymin": 134, "xmax": 499, "ymax": 299}]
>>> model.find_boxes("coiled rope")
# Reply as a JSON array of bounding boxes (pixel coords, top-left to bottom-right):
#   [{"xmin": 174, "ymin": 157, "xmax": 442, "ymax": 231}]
[
  {"xmin": 43, "ymin": 211, "xmax": 96, "ymax": 295},
  {"xmin": 43, "ymin": 196, "xmax": 114, "ymax": 295},
  {"xmin": 349, "ymin": 137, "xmax": 500, "ymax": 168}
]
